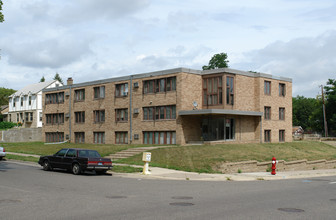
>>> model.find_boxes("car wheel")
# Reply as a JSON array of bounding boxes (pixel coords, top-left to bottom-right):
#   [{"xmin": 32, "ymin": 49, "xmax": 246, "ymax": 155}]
[
  {"xmin": 72, "ymin": 163, "xmax": 81, "ymax": 175},
  {"xmin": 43, "ymin": 160, "xmax": 51, "ymax": 171}
]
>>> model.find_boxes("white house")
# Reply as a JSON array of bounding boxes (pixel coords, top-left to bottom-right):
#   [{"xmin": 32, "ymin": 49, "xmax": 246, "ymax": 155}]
[{"xmin": 8, "ymin": 80, "xmax": 62, "ymax": 128}]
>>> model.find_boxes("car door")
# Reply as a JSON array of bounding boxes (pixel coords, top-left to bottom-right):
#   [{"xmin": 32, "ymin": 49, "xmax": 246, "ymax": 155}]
[
  {"xmin": 49, "ymin": 149, "xmax": 68, "ymax": 169},
  {"xmin": 63, "ymin": 149, "xmax": 77, "ymax": 170}
]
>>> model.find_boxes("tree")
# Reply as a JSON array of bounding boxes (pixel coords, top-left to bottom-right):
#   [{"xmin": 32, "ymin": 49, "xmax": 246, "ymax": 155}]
[
  {"xmin": 292, "ymin": 95, "xmax": 320, "ymax": 131},
  {"xmin": 324, "ymin": 79, "xmax": 336, "ymax": 135},
  {"xmin": 0, "ymin": 87, "xmax": 16, "ymax": 106},
  {"xmin": 0, "ymin": 0, "xmax": 4, "ymax": 23},
  {"xmin": 53, "ymin": 73, "xmax": 63, "ymax": 84},
  {"xmin": 202, "ymin": 53, "xmax": 229, "ymax": 70},
  {"xmin": 40, "ymin": 76, "xmax": 45, "ymax": 82}
]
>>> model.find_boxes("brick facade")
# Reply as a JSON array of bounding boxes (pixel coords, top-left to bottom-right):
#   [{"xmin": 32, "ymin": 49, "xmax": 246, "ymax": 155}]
[{"xmin": 42, "ymin": 67, "xmax": 292, "ymax": 145}]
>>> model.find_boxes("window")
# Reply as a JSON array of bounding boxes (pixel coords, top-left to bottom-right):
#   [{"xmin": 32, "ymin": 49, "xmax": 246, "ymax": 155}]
[
  {"xmin": 143, "ymin": 105, "xmax": 176, "ymax": 120},
  {"xmin": 75, "ymin": 132, "xmax": 85, "ymax": 143},
  {"xmin": 29, "ymin": 96, "xmax": 32, "ymax": 105},
  {"xmin": 264, "ymin": 107, "xmax": 271, "ymax": 120},
  {"xmin": 45, "ymin": 132, "xmax": 64, "ymax": 143},
  {"xmin": 143, "ymin": 76, "xmax": 176, "ymax": 94},
  {"xmin": 94, "ymin": 86, "xmax": 105, "ymax": 99},
  {"xmin": 279, "ymin": 130, "xmax": 285, "ymax": 142},
  {"xmin": 115, "ymin": 83, "xmax": 128, "ymax": 97},
  {"xmin": 93, "ymin": 110, "xmax": 105, "ymax": 123},
  {"xmin": 75, "ymin": 89, "xmax": 85, "ymax": 101},
  {"xmin": 94, "ymin": 132, "xmax": 105, "ymax": 144},
  {"xmin": 279, "ymin": 83, "xmax": 286, "ymax": 97},
  {"xmin": 203, "ymin": 76, "xmax": 223, "ymax": 106},
  {"xmin": 116, "ymin": 109, "xmax": 128, "ymax": 122},
  {"xmin": 264, "ymin": 130, "xmax": 271, "ymax": 142},
  {"xmin": 21, "ymin": 97, "xmax": 23, "ymax": 106},
  {"xmin": 13, "ymin": 98, "xmax": 16, "ymax": 108},
  {"xmin": 39, "ymin": 112, "xmax": 42, "ymax": 122},
  {"xmin": 226, "ymin": 76, "xmax": 234, "ymax": 105},
  {"xmin": 279, "ymin": 108, "xmax": 285, "ymax": 120},
  {"xmin": 46, "ymin": 113, "xmax": 64, "ymax": 125},
  {"xmin": 115, "ymin": 132, "xmax": 128, "ymax": 144},
  {"xmin": 264, "ymin": 81, "xmax": 271, "ymax": 95},
  {"xmin": 30, "ymin": 113, "xmax": 33, "ymax": 122},
  {"xmin": 75, "ymin": 111, "xmax": 85, "ymax": 123},
  {"xmin": 45, "ymin": 92, "xmax": 64, "ymax": 104},
  {"xmin": 143, "ymin": 131, "xmax": 176, "ymax": 144},
  {"xmin": 66, "ymin": 149, "xmax": 77, "ymax": 157}
]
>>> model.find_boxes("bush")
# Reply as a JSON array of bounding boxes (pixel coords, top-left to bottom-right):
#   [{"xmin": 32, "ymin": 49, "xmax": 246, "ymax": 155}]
[{"xmin": 0, "ymin": 121, "xmax": 17, "ymax": 130}]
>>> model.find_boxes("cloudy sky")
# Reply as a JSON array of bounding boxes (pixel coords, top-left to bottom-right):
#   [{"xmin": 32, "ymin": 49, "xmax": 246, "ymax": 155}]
[{"xmin": 0, "ymin": 0, "xmax": 335, "ymax": 97}]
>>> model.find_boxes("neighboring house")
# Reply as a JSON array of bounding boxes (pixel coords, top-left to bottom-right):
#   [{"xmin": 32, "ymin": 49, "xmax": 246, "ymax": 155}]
[
  {"xmin": 0, "ymin": 105, "xmax": 9, "ymax": 122},
  {"xmin": 292, "ymin": 126, "xmax": 304, "ymax": 135},
  {"xmin": 42, "ymin": 67, "xmax": 292, "ymax": 145},
  {"xmin": 8, "ymin": 80, "xmax": 63, "ymax": 128}
]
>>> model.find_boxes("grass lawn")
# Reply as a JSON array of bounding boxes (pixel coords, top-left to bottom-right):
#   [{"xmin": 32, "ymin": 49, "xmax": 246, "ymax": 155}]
[
  {"xmin": 117, "ymin": 141, "xmax": 336, "ymax": 173},
  {"xmin": 0, "ymin": 142, "xmax": 152, "ymax": 157}
]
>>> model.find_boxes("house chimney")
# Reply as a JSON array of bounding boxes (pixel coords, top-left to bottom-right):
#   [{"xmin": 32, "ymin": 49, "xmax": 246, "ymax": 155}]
[{"xmin": 67, "ymin": 77, "xmax": 73, "ymax": 86}]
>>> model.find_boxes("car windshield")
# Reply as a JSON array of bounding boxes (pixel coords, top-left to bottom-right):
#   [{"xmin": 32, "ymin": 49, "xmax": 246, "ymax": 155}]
[{"xmin": 78, "ymin": 150, "xmax": 101, "ymax": 158}]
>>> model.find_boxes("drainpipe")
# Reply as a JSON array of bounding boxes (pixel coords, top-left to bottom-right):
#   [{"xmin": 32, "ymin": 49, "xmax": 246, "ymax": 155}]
[
  {"xmin": 129, "ymin": 75, "xmax": 133, "ymax": 144},
  {"xmin": 260, "ymin": 116, "xmax": 262, "ymax": 143},
  {"xmin": 68, "ymin": 85, "xmax": 72, "ymax": 142}
]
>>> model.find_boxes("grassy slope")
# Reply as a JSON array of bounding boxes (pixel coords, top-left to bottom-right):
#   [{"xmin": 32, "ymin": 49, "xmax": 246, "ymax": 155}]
[
  {"xmin": 1, "ymin": 142, "xmax": 151, "ymax": 157},
  {"xmin": 118, "ymin": 141, "xmax": 336, "ymax": 173}
]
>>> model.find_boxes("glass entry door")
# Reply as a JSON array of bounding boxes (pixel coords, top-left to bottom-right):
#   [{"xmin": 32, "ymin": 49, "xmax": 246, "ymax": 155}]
[{"xmin": 202, "ymin": 117, "xmax": 234, "ymax": 141}]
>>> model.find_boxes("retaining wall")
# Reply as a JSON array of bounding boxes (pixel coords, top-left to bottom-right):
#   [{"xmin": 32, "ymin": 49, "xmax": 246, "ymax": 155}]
[
  {"xmin": 0, "ymin": 128, "xmax": 42, "ymax": 142},
  {"xmin": 216, "ymin": 159, "xmax": 336, "ymax": 173}
]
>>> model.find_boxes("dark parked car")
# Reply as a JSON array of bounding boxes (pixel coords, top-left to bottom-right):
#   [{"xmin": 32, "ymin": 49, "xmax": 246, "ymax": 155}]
[{"xmin": 38, "ymin": 148, "xmax": 112, "ymax": 175}]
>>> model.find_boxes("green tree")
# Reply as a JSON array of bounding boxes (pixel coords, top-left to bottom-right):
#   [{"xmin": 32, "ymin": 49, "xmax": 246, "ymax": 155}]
[
  {"xmin": 40, "ymin": 76, "xmax": 45, "ymax": 82},
  {"xmin": 53, "ymin": 73, "xmax": 63, "ymax": 84},
  {"xmin": 0, "ymin": 87, "xmax": 16, "ymax": 106},
  {"xmin": 202, "ymin": 53, "xmax": 229, "ymax": 70},
  {"xmin": 0, "ymin": 0, "xmax": 4, "ymax": 23},
  {"xmin": 324, "ymin": 79, "xmax": 336, "ymax": 135},
  {"xmin": 292, "ymin": 95, "xmax": 320, "ymax": 131}
]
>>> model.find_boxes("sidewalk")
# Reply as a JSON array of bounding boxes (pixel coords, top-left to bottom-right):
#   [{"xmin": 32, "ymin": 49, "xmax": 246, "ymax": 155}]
[
  {"xmin": 6, "ymin": 152, "xmax": 336, "ymax": 181},
  {"xmin": 111, "ymin": 163, "xmax": 336, "ymax": 181}
]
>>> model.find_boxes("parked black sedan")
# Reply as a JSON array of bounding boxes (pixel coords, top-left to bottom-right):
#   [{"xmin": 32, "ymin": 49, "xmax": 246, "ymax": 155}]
[{"xmin": 38, "ymin": 148, "xmax": 112, "ymax": 175}]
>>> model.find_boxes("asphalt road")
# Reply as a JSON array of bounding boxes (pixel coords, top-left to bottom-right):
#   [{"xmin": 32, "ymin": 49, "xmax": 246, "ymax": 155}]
[{"xmin": 1, "ymin": 160, "xmax": 336, "ymax": 220}]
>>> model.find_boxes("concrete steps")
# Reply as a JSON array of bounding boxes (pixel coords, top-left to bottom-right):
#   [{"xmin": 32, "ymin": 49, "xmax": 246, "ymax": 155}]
[{"xmin": 106, "ymin": 146, "xmax": 174, "ymax": 161}]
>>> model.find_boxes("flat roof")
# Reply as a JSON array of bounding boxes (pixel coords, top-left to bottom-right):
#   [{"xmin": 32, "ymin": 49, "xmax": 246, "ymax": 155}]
[
  {"xmin": 43, "ymin": 67, "xmax": 292, "ymax": 92},
  {"xmin": 178, "ymin": 109, "xmax": 263, "ymax": 117}
]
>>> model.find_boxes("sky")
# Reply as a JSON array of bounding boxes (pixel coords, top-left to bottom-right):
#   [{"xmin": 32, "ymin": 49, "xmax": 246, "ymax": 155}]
[{"xmin": 0, "ymin": 0, "xmax": 336, "ymax": 98}]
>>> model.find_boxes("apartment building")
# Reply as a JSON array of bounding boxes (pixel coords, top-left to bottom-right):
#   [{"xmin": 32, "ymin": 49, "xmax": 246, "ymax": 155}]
[
  {"xmin": 8, "ymin": 80, "xmax": 62, "ymax": 128},
  {"xmin": 42, "ymin": 67, "xmax": 292, "ymax": 145}
]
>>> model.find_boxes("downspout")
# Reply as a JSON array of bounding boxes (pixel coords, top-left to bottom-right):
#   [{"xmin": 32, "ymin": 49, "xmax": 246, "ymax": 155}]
[
  {"xmin": 260, "ymin": 116, "xmax": 262, "ymax": 143},
  {"xmin": 69, "ymin": 85, "xmax": 72, "ymax": 142},
  {"xmin": 129, "ymin": 76, "xmax": 133, "ymax": 144}
]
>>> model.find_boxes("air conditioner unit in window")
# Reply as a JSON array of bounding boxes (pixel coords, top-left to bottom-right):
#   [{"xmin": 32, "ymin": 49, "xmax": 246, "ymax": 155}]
[
  {"xmin": 133, "ymin": 82, "xmax": 139, "ymax": 88},
  {"xmin": 133, "ymin": 108, "xmax": 139, "ymax": 114},
  {"xmin": 134, "ymin": 134, "xmax": 139, "ymax": 140},
  {"xmin": 65, "ymin": 92, "xmax": 70, "ymax": 97},
  {"xmin": 65, "ymin": 113, "xmax": 70, "ymax": 118},
  {"xmin": 66, "ymin": 134, "xmax": 69, "ymax": 140}
]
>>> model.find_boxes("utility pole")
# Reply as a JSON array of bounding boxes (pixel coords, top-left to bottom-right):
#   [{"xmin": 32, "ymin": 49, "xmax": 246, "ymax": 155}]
[{"xmin": 320, "ymin": 85, "xmax": 328, "ymax": 137}]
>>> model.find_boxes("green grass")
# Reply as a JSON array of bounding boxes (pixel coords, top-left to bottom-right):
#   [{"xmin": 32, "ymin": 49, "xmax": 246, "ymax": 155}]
[
  {"xmin": 0, "ymin": 142, "xmax": 152, "ymax": 157},
  {"xmin": 5, "ymin": 154, "xmax": 39, "ymax": 163},
  {"xmin": 117, "ymin": 141, "xmax": 336, "ymax": 173},
  {"xmin": 112, "ymin": 165, "xmax": 143, "ymax": 173},
  {"xmin": 3, "ymin": 141, "xmax": 336, "ymax": 173}
]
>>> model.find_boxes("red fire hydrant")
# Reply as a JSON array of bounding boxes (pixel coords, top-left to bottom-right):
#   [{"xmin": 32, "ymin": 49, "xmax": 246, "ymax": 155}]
[{"xmin": 271, "ymin": 156, "xmax": 277, "ymax": 175}]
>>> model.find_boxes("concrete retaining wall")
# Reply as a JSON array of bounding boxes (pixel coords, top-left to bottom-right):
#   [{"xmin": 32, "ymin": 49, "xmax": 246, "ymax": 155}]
[
  {"xmin": 216, "ymin": 159, "xmax": 336, "ymax": 173},
  {"xmin": 0, "ymin": 128, "xmax": 42, "ymax": 142}
]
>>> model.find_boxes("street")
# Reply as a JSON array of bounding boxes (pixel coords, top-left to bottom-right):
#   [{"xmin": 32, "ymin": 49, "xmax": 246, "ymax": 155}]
[{"xmin": 1, "ymin": 160, "xmax": 335, "ymax": 220}]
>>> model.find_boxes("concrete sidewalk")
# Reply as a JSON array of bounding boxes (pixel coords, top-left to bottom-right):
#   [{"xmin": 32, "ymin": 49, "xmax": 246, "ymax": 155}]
[
  {"xmin": 5, "ymin": 152, "xmax": 336, "ymax": 181},
  {"xmin": 112, "ymin": 164, "xmax": 336, "ymax": 181}
]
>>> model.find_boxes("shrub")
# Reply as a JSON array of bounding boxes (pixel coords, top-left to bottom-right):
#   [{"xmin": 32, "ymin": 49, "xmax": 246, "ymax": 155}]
[{"xmin": 0, "ymin": 121, "xmax": 17, "ymax": 130}]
